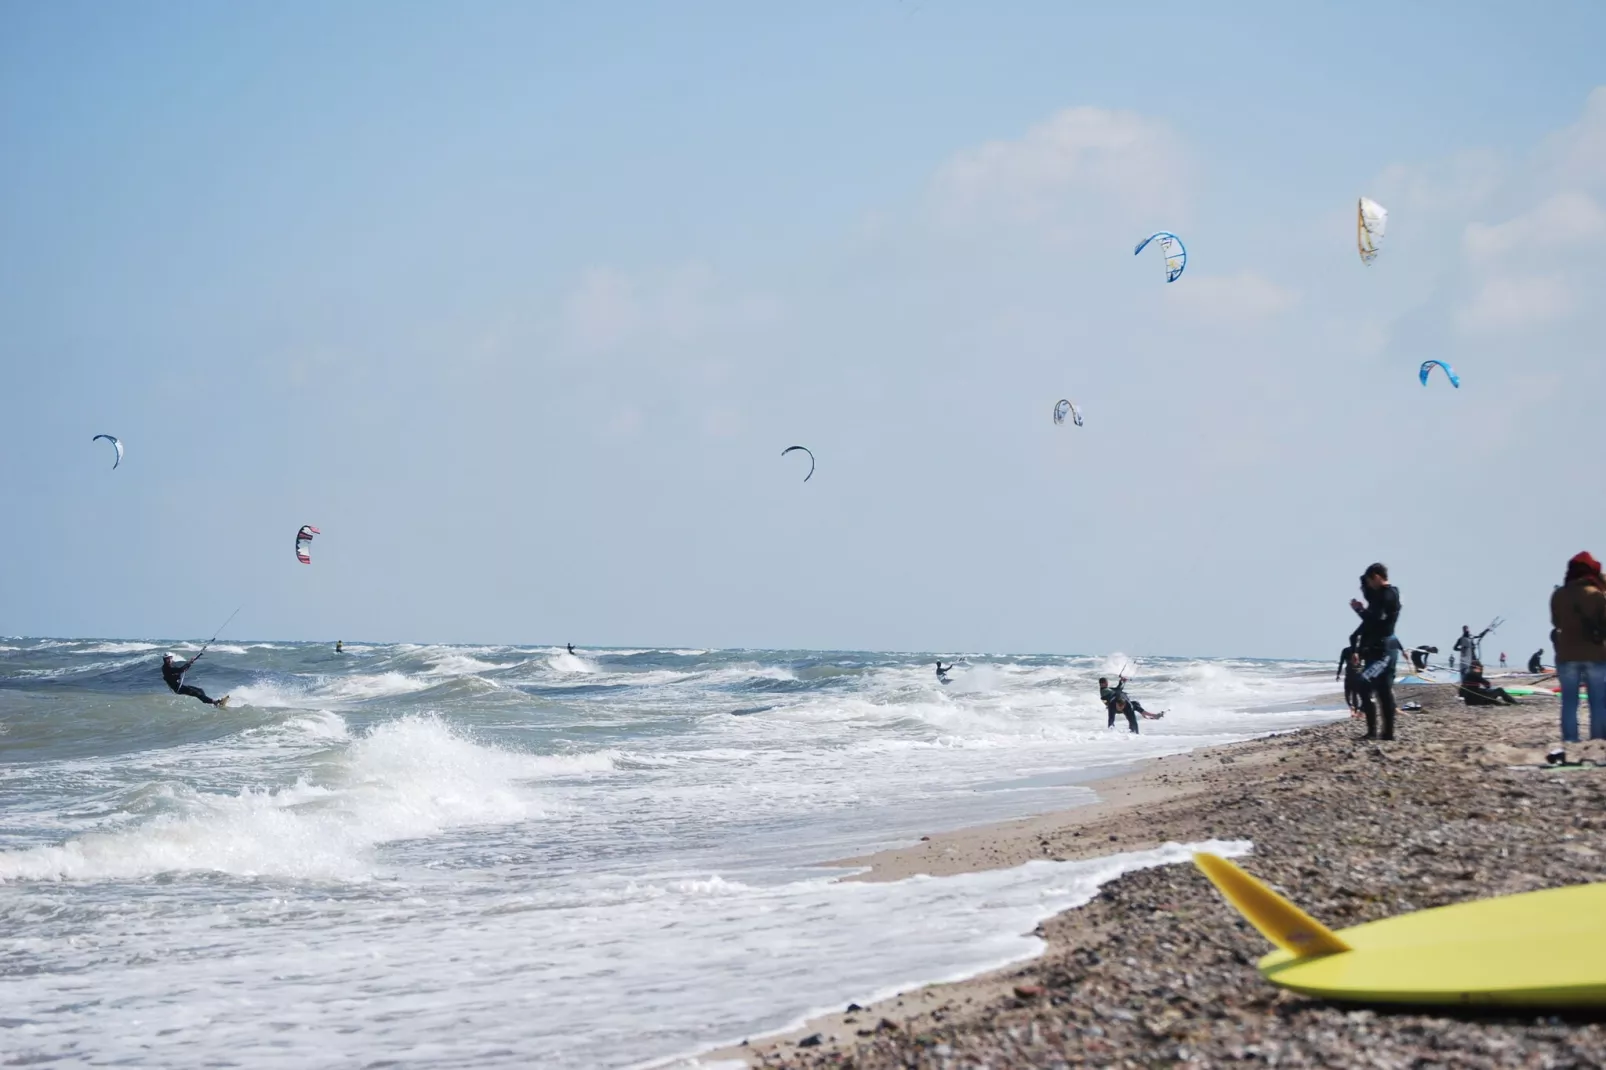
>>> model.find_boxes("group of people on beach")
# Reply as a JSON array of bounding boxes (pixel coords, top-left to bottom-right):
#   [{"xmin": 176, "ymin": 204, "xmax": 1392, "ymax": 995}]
[{"xmin": 1334, "ymin": 552, "xmax": 1606, "ymax": 744}]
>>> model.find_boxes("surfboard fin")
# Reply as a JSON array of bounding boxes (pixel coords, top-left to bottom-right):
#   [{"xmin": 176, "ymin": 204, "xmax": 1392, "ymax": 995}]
[{"xmin": 1193, "ymin": 852, "xmax": 1351, "ymax": 959}]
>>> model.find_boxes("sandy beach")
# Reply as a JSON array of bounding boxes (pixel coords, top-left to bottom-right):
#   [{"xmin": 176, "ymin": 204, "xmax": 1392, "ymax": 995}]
[{"xmin": 702, "ymin": 680, "xmax": 1606, "ymax": 1068}]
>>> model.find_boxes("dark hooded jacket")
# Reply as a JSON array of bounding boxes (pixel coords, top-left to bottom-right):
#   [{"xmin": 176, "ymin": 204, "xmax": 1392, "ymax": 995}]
[{"xmin": 1552, "ymin": 572, "xmax": 1606, "ymax": 664}]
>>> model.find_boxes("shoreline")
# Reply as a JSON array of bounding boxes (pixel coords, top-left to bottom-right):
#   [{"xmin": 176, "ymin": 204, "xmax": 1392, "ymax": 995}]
[{"xmin": 696, "ymin": 679, "xmax": 1606, "ymax": 1068}]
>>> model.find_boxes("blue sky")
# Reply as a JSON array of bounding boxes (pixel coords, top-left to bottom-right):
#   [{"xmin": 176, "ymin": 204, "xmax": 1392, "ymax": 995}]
[{"xmin": 3, "ymin": 2, "xmax": 1603, "ymax": 657}]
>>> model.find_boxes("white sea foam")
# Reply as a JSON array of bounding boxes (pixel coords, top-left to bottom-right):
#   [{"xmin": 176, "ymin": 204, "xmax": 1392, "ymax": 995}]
[{"xmin": 0, "ymin": 715, "xmax": 589, "ymax": 883}]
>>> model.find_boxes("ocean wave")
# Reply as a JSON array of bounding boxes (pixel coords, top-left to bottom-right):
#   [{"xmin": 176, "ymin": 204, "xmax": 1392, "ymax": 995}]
[{"xmin": 0, "ymin": 715, "xmax": 585, "ymax": 883}]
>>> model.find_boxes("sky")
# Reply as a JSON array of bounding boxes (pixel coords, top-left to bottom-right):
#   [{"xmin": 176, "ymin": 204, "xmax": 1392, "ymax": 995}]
[{"xmin": 2, "ymin": 1, "xmax": 1603, "ymax": 658}]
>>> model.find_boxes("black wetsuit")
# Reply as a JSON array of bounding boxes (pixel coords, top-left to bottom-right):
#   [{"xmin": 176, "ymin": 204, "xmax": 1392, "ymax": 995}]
[
  {"xmin": 936, "ymin": 661, "xmax": 954, "ymax": 683},
  {"xmin": 1529, "ymin": 650, "xmax": 1545, "ymax": 674},
  {"xmin": 162, "ymin": 657, "xmax": 219, "ymax": 705},
  {"xmin": 567, "ymin": 644, "xmax": 575, "ymax": 655},
  {"xmin": 1100, "ymin": 683, "xmax": 1141, "ymax": 734},
  {"xmin": 1353, "ymin": 584, "xmax": 1402, "ymax": 740},
  {"xmin": 1337, "ymin": 642, "xmax": 1364, "ymax": 710},
  {"xmin": 1460, "ymin": 671, "xmax": 1517, "ymax": 707}
]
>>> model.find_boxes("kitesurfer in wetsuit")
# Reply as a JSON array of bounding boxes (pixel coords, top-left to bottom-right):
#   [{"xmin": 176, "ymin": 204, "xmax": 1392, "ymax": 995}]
[
  {"xmin": 161, "ymin": 653, "xmax": 228, "ymax": 707},
  {"xmin": 936, "ymin": 661, "xmax": 954, "ymax": 684},
  {"xmin": 1350, "ymin": 563, "xmax": 1401, "ymax": 741},
  {"xmin": 1098, "ymin": 676, "xmax": 1145, "ymax": 733},
  {"xmin": 1408, "ymin": 645, "xmax": 1437, "ymax": 673},
  {"xmin": 1529, "ymin": 649, "xmax": 1546, "ymax": 674},
  {"xmin": 335, "ymin": 640, "xmax": 343, "ymax": 653},
  {"xmin": 567, "ymin": 643, "xmax": 576, "ymax": 656},
  {"xmin": 1337, "ymin": 642, "xmax": 1364, "ymax": 716},
  {"xmin": 1459, "ymin": 662, "xmax": 1519, "ymax": 706}
]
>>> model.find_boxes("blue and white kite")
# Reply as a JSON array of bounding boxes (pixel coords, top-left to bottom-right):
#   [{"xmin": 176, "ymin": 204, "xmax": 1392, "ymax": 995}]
[
  {"xmin": 91, "ymin": 434, "xmax": 122, "ymax": 469},
  {"xmin": 1419, "ymin": 360, "xmax": 1460, "ymax": 389},
  {"xmin": 1134, "ymin": 231, "xmax": 1187, "ymax": 283}
]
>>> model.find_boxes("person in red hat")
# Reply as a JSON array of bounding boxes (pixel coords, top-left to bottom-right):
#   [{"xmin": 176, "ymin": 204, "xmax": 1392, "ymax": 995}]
[{"xmin": 1550, "ymin": 551, "xmax": 1606, "ymax": 742}]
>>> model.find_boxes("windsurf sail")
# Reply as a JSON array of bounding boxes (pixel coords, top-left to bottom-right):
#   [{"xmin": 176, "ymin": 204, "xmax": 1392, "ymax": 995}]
[
  {"xmin": 295, "ymin": 524, "xmax": 320, "ymax": 564},
  {"xmin": 1357, "ymin": 197, "xmax": 1388, "ymax": 265},
  {"xmin": 92, "ymin": 434, "xmax": 122, "ymax": 469},
  {"xmin": 1134, "ymin": 231, "xmax": 1187, "ymax": 283},
  {"xmin": 781, "ymin": 445, "xmax": 815, "ymax": 482}
]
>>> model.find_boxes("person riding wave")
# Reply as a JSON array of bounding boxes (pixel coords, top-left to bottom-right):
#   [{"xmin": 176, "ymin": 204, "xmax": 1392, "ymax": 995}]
[{"xmin": 161, "ymin": 652, "xmax": 228, "ymax": 708}]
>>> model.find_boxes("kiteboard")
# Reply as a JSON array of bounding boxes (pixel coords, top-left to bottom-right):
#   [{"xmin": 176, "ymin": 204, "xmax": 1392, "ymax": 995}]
[{"xmin": 1194, "ymin": 852, "xmax": 1606, "ymax": 1007}]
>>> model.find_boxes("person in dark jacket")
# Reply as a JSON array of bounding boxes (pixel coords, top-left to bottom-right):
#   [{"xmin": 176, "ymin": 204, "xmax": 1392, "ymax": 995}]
[
  {"xmin": 1528, "ymin": 649, "xmax": 1546, "ymax": 674},
  {"xmin": 1459, "ymin": 662, "xmax": 1519, "ymax": 706},
  {"xmin": 161, "ymin": 653, "xmax": 228, "ymax": 707},
  {"xmin": 1551, "ymin": 551, "xmax": 1606, "ymax": 743},
  {"xmin": 1349, "ymin": 563, "xmax": 1401, "ymax": 741}
]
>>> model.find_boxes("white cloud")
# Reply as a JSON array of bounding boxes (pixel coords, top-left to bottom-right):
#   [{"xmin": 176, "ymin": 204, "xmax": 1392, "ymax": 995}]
[
  {"xmin": 560, "ymin": 263, "xmax": 781, "ymax": 357},
  {"xmin": 929, "ymin": 106, "xmax": 1183, "ymax": 228},
  {"xmin": 1164, "ymin": 271, "xmax": 1298, "ymax": 327},
  {"xmin": 1463, "ymin": 191, "xmax": 1606, "ymax": 262},
  {"xmin": 1542, "ymin": 84, "xmax": 1606, "ymax": 187},
  {"xmin": 1455, "ymin": 273, "xmax": 1573, "ymax": 331}
]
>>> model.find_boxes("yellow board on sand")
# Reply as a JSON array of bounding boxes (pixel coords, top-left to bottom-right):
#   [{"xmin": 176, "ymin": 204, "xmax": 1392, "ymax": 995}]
[{"xmin": 1194, "ymin": 852, "xmax": 1606, "ymax": 1007}]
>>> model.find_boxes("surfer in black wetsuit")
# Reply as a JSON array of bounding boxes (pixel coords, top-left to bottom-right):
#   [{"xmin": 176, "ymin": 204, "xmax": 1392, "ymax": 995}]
[
  {"xmin": 1349, "ymin": 563, "xmax": 1401, "ymax": 741},
  {"xmin": 1459, "ymin": 662, "xmax": 1519, "ymax": 706},
  {"xmin": 1097, "ymin": 675, "xmax": 1153, "ymax": 733},
  {"xmin": 1337, "ymin": 643, "xmax": 1365, "ymax": 716},
  {"xmin": 1529, "ymin": 649, "xmax": 1545, "ymax": 674},
  {"xmin": 335, "ymin": 640, "xmax": 343, "ymax": 653},
  {"xmin": 567, "ymin": 643, "xmax": 576, "ymax": 655},
  {"xmin": 161, "ymin": 653, "xmax": 228, "ymax": 707},
  {"xmin": 1408, "ymin": 645, "xmax": 1436, "ymax": 673},
  {"xmin": 935, "ymin": 661, "xmax": 955, "ymax": 684}
]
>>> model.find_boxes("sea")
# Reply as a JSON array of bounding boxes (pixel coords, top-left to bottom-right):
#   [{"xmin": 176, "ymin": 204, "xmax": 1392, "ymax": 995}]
[{"xmin": 0, "ymin": 640, "xmax": 1341, "ymax": 1067}]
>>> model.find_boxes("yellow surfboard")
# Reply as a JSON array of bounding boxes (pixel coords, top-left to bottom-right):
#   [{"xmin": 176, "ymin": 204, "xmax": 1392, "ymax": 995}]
[{"xmin": 1194, "ymin": 853, "xmax": 1606, "ymax": 1007}]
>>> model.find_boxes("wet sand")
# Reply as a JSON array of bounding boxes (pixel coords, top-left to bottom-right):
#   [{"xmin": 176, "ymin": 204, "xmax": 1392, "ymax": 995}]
[{"xmin": 701, "ymin": 679, "xmax": 1606, "ymax": 1068}]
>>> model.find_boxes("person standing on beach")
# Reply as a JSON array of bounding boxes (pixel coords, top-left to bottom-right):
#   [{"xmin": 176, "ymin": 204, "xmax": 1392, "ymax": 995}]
[
  {"xmin": 1349, "ymin": 563, "xmax": 1401, "ymax": 741},
  {"xmin": 1338, "ymin": 648, "xmax": 1365, "ymax": 716},
  {"xmin": 1550, "ymin": 551, "xmax": 1606, "ymax": 743},
  {"xmin": 1500, "ymin": 652, "xmax": 1507, "ymax": 669},
  {"xmin": 1453, "ymin": 626, "xmax": 1475, "ymax": 676}
]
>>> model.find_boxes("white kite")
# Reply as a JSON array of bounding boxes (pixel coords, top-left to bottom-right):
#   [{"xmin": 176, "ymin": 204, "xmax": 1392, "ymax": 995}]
[{"xmin": 1357, "ymin": 197, "xmax": 1388, "ymax": 265}]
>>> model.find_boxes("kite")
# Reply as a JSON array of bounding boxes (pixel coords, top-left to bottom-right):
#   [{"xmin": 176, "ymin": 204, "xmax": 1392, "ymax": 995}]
[
  {"xmin": 91, "ymin": 434, "xmax": 122, "ymax": 469},
  {"xmin": 1419, "ymin": 360, "xmax": 1460, "ymax": 389},
  {"xmin": 1357, "ymin": 197, "xmax": 1388, "ymax": 265},
  {"xmin": 1053, "ymin": 399, "xmax": 1083, "ymax": 427},
  {"xmin": 781, "ymin": 446, "xmax": 815, "ymax": 482},
  {"xmin": 1134, "ymin": 231, "xmax": 1187, "ymax": 283},
  {"xmin": 294, "ymin": 525, "xmax": 320, "ymax": 564}
]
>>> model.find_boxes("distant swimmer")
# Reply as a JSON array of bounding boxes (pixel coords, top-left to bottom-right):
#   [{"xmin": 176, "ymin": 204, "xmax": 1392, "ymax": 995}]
[
  {"xmin": 335, "ymin": 640, "xmax": 343, "ymax": 653},
  {"xmin": 567, "ymin": 643, "xmax": 576, "ymax": 655},
  {"xmin": 935, "ymin": 660, "xmax": 955, "ymax": 684},
  {"xmin": 161, "ymin": 652, "xmax": 228, "ymax": 708}
]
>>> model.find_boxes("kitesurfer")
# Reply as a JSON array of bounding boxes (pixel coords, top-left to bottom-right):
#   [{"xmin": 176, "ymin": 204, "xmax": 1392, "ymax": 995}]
[
  {"xmin": 161, "ymin": 653, "xmax": 228, "ymax": 708},
  {"xmin": 1337, "ymin": 644, "xmax": 1364, "ymax": 716},
  {"xmin": 1551, "ymin": 551, "xmax": 1606, "ymax": 744},
  {"xmin": 1407, "ymin": 644, "xmax": 1437, "ymax": 673},
  {"xmin": 1099, "ymin": 675, "xmax": 1159, "ymax": 732},
  {"xmin": 335, "ymin": 640, "xmax": 343, "ymax": 653},
  {"xmin": 935, "ymin": 661, "xmax": 955, "ymax": 684},
  {"xmin": 567, "ymin": 643, "xmax": 576, "ymax": 656},
  {"xmin": 1458, "ymin": 662, "xmax": 1519, "ymax": 707},
  {"xmin": 1349, "ymin": 564, "xmax": 1401, "ymax": 741},
  {"xmin": 1529, "ymin": 650, "xmax": 1545, "ymax": 674}
]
